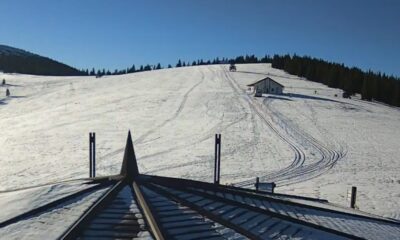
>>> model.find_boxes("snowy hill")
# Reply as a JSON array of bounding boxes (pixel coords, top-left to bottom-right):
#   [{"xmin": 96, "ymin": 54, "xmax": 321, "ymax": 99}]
[
  {"xmin": 0, "ymin": 44, "xmax": 82, "ymax": 75},
  {"xmin": 0, "ymin": 45, "xmax": 35, "ymax": 57},
  {"xmin": 0, "ymin": 64, "xmax": 399, "ymax": 220}
]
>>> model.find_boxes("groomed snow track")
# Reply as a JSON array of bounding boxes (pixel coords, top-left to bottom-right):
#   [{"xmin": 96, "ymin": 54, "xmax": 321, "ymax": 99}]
[
  {"xmin": 2, "ymin": 132, "xmax": 399, "ymax": 240},
  {"xmin": 220, "ymin": 67, "xmax": 347, "ymax": 188}
]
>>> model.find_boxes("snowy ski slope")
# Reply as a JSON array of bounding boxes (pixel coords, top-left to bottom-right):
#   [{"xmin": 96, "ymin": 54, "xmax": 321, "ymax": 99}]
[{"xmin": 0, "ymin": 64, "xmax": 399, "ymax": 220}]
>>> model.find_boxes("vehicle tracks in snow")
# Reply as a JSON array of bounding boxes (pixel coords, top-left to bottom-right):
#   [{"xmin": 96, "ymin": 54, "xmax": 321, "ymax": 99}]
[
  {"xmin": 220, "ymin": 66, "xmax": 346, "ymax": 188},
  {"xmin": 99, "ymin": 68, "xmax": 207, "ymax": 163},
  {"xmin": 260, "ymin": 99, "xmax": 347, "ymax": 186}
]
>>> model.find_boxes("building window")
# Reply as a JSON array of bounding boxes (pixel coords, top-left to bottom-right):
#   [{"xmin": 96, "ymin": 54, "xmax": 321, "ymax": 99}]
[{"xmin": 271, "ymin": 88, "xmax": 274, "ymax": 92}]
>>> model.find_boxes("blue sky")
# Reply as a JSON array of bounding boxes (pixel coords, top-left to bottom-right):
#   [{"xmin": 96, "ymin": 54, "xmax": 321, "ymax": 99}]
[{"xmin": 1, "ymin": 0, "xmax": 399, "ymax": 76}]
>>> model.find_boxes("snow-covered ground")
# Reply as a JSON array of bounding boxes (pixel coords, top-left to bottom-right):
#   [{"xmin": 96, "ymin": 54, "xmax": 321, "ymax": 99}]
[
  {"xmin": 0, "ymin": 181, "xmax": 110, "ymax": 239},
  {"xmin": 0, "ymin": 64, "xmax": 399, "ymax": 220}
]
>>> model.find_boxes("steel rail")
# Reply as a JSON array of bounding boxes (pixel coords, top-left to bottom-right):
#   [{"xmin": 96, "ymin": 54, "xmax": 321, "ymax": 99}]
[
  {"xmin": 59, "ymin": 180, "xmax": 124, "ymax": 240},
  {"xmin": 132, "ymin": 181, "xmax": 166, "ymax": 240},
  {"xmin": 142, "ymin": 181, "xmax": 261, "ymax": 240},
  {"xmin": 149, "ymin": 175, "xmax": 399, "ymax": 226},
  {"xmin": 147, "ymin": 181, "xmax": 364, "ymax": 240}
]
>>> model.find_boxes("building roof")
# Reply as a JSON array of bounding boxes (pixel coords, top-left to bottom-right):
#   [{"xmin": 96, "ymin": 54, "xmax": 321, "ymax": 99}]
[{"xmin": 247, "ymin": 77, "xmax": 285, "ymax": 88}]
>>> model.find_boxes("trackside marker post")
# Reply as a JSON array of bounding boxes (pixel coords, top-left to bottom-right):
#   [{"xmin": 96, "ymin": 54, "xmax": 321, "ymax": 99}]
[
  {"xmin": 255, "ymin": 177, "xmax": 259, "ymax": 191},
  {"xmin": 214, "ymin": 134, "xmax": 221, "ymax": 184},
  {"xmin": 350, "ymin": 186, "xmax": 357, "ymax": 209},
  {"xmin": 89, "ymin": 132, "xmax": 96, "ymax": 178}
]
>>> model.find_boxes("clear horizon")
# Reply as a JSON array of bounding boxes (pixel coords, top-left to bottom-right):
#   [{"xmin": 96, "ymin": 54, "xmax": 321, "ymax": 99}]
[{"xmin": 1, "ymin": 0, "xmax": 399, "ymax": 76}]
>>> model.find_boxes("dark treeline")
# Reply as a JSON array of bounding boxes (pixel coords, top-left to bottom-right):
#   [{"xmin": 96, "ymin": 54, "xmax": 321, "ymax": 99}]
[
  {"xmin": 174, "ymin": 55, "xmax": 271, "ymax": 67},
  {"xmin": 91, "ymin": 54, "xmax": 271, "ymax": 76},
  {"xmin": 270, "ymin": 54, "xmax": 400, "ymax": 107},
  {"xmin": 0, "ymin": 54, "xmax": 84, "ymax": 76},
  {"xmin": 83, "ymin": 63, "xmax": 161, "ymax": 77}
]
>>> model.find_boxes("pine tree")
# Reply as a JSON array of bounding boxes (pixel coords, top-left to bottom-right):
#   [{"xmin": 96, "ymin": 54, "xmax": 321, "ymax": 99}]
[
  {"xmin": 361, "ymin": 77, "xmax": 371, "ymax": 100},
  {"xmin": 393, "ymin": 81, "xmax": 400, "ymax": 106},
  {"xmin": 144, "ymin": 65, "xmax": 152, "ymax": 71},
  {"xmin": 327, "ymin": 66, "xmax": 339, "ymax": 88},
  {"xmin": 176, "ymin": 59, "xmax": 182, "ymax": 67},
  {"xmin": 129, "ymin": 64, "xmax": 136, "ymax": 73},
  {"xmin": 90, "ymin": 68, "xmax": 96, "ymax": 76}
]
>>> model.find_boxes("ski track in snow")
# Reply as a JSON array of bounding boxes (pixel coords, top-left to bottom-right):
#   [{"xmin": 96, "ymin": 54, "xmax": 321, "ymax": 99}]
[
  {"xmin": 98, "ymin": 69, "xmax": 207, "ymax": 162},
  {"xmin": 222, "ymin": 67, "xmax": 346, "ymax": 187},
  {"xmin": 262, "ymin": 98, "xmax": 347, "ymax": 186},
  {"xmin": 142, "ymin": 67, "xmax": 251, "ymax": 175}
]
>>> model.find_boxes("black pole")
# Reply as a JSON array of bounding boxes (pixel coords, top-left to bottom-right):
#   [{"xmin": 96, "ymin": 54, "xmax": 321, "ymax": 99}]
[
  {"xmin": 214, "ymin": 135, "xmax": 218, "ymax": 184},
  {"xmin": 89, "ymin": 132, "xmax": 96, "ymax": 178},
  {"xmin": 350, "ymin": 186, "xmax": 357, "ymax": 208},
  {"xmin": 89, "ymin": 133, "xmax": 92, "ymax": 178},
  {"xmin": 93, "ymin": 133, "xmax": 96, "ymax": 178},
  {"xmin": 214, "ymin": 134, "xmax": 221, "ymax": 184},
  {"xmin": 217, "ymin": 134, "xmax": 221, "ymax": 184},
  {"xmin": 255, "ymin": 177, "xmax": 259, "ymax": 191}
]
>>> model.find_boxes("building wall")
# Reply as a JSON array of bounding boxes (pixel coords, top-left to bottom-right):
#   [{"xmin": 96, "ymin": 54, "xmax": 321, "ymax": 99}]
[
  {"xmin": 269, "ymin": 80, "xmax": 283, "ymax": 94},
  {"xmin": 254, "ymin": 79, "xmax": 283, "ymax": 95}
]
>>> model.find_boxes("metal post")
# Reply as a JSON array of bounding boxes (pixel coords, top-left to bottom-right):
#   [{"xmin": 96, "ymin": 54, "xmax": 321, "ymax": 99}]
[
  {"xmin": 89, "ymin": 133, "xmax": 92, "ymax": 178},
  {"xmin": 89, "ymin": 132, "xmax": 96, "ymax": 178},
  {"xmin": 255, "ymin": 177, "xmax": 259, "ymax": 191},
  {"xmin": 350, "ymin": 186, "xmax": 357, "ymax": 208},
  {"xmin": 214, "ymin": 135, "xmax": 217, "ymax": 184},
  {"xmin": 217, "ymin": 134, "xmax": 221, "ymax": 184},
  {"xmin": 93, "ymin": 133, "xmax": 96, "ymax": 178},
  {"xmin": 214, "ymin": 134, "xmax": 221, "ymax": 184}
]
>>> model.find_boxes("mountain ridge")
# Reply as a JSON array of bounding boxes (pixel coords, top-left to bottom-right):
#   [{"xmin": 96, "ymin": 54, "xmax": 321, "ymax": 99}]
[{"xmin": 0, "ymin": 44, "xmax": 83, "ymax": 76}]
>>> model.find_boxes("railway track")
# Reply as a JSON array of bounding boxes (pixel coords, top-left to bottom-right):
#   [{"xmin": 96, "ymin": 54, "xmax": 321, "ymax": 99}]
[
  {"xmin": 57, "ymin": 173, "xmax": 400, "ymax": 240},
  {"xmin": 61, "ymin": 180, "xmax": 152, "ymax": 239},
  {"xmin": 2, "ymin": 131, "xmax": 399, "ymax": 240},
  {"xmin": 59, "ymin": 175, "xmax": 398, "ymax": 240},
  {"xmin": 143, "ymin": 175, "xmax": 400, "ymax": 240},
  {"xmin": 60, "ymin": 175, "xmax": 400, "ymax": 239}
]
